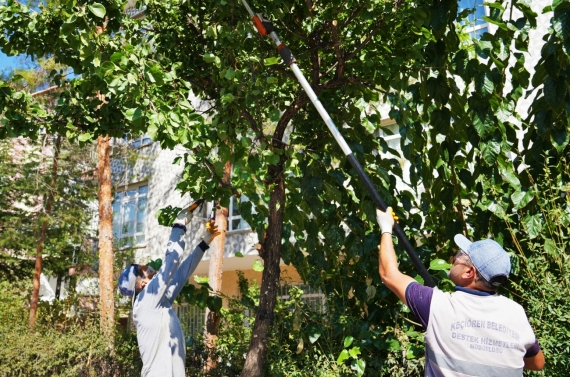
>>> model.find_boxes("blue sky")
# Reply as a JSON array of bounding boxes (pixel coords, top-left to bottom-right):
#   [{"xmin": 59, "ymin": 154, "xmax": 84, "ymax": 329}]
[{"xmin": 0, "ymin": 52, "xmax": 29, "ymax": 72}]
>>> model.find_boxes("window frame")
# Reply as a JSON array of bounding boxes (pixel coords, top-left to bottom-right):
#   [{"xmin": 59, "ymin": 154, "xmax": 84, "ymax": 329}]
[
  {"xmin": 458, "ymin": 0, "xmax": 490, "ymax": 39},
  {"xmin": 112, "ymin": 183, "xmax": 149, "ymax": 248},
  {"xmin": 227, "ymin": 195, "xmax": 251, "ymax": 233}
]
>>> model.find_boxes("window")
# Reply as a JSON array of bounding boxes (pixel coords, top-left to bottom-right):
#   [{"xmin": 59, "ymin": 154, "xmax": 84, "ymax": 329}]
[
  {"xmin": 458, "ymin": 0, "xmax": 488, "ymax": 38},
  {"xmin": 121, "ymin": 133, "xmax": 153, "ymax": 148},
  {"xmin": 112, "ymin": 185, "xmax": 148, "ymax": 247},
  {"xmin": 378, "ymin": 122, "xmax": 401, "ymax": 151},
  {"xmin": 279, "ymin": 283, "xmax": 326, "ymax": 313},
  {"xmin": 130, "ymin": 134, "xmax": 153, "ymax": 148},
  {"xmin": 176, "ymin": 304, "xmax": 206, "ymax": 337},
  {"xmin": 228, "ymin": 195, "xmax": 251, "ymax": 232}
]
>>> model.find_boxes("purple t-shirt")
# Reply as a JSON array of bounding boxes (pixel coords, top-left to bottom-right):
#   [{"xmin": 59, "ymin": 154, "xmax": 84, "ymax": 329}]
[{"xmin": 404, "ymin": 282, "xmax": 540, "ymax": 358}]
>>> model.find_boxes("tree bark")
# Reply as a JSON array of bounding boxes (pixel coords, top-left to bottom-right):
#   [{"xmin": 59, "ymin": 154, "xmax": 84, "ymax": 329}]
[
  {"xmin": 240, "ymin": 167, "xmax": 285, "ymax": 377},
  {"xmin": 205, "ymin": 161, "xmax": 231, "ymax": 370},
  {"xmin": 29, "ymin": 134, "xmax": 61, "ymax": 328},
  {"xmin": 97, "ymin": 135, "xmax": 114, "ymax": 336},
  {"xmin": 55, "ymin": 274, "xmax": 63, "ymax": 300}
]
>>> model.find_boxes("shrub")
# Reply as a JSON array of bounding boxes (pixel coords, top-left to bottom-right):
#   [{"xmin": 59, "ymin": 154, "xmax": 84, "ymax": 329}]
[{"xmin": 0, "ymin": 280, "xmax": 141, "ymax": 377}]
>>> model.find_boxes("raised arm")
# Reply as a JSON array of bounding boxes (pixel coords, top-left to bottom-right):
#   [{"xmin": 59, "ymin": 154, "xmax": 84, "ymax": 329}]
[
  {"xmin": 139, "ymin": 224, "xmax": 187, "ymax": 308},
  {"xmin": 165, "ymin": 241, "xmax": 209, "ymax": 304},
  {"xmin": 377, "ymin": 208, "xmax": 416, "ymax": 305},
  {"xmin": 166, "ymin": 225, "xmax": 222, "ymax": 304}
]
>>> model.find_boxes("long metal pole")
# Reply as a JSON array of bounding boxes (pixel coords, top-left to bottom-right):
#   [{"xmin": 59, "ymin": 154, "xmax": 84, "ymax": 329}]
[{"xmin": 241, "ymin": 0, "xmax": 435, "ymax": 287}]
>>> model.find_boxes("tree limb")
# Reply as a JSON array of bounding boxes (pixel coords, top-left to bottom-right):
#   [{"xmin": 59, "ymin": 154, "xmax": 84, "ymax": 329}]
[
  {"xmin": 341, "ymin": 2, "xmax": 367, "ymax": 29},
  {"xmin": 344, "ymin": 19, "xmax": 385, "ymax": 62},
  {"xmin": 331, "ymin": 20, "xmax": 344, "ymax": 79},
  {"xmin": 31, "ymin": 85, "xmax": 60, "ymax": 97},
  {"xmin": 240, "ymin": 108, "xmax": 268, "ymax": 144},
  {"xmin": 274, "ymin": 78, "xmax": 349, "ymax": 140}
]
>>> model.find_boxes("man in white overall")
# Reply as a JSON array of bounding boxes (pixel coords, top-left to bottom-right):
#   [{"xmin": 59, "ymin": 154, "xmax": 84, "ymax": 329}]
[
  {"xmin": 118, "ymin": 205, "xmax": 220, "ymax": 377},
  {"xmin": 376, "ymin": 207, "xmax": 545, "ymax": 376}
]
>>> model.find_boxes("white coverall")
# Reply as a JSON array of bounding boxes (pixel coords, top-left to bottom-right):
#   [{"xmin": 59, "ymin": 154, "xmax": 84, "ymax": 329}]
[{"xmin": 133, "ymin": 225, "xmax": 208, "ymax": 377}]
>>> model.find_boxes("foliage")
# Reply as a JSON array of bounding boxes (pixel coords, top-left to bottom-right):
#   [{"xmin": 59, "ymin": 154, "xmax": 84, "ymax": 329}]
[
  {"xmin": 0, "ymin": 0, "xmax": 569, "ymax": 374},
  {"xmin": 384, "ymin": 0, "xmax": 569, "ymax": 375},
  {"xmin": 0, "ymin": 280, "xmax": 141, "ymax": 377},
  {"xmin": 487, "ymin": 157, "xmax": 570, "ymax": 374},
  {"xmin": 0, "ymin": 137, "xmax": 97, "ymax": 283}
]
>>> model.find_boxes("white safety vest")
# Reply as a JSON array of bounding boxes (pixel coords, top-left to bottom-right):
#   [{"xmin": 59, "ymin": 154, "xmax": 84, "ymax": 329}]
[{"xmin": 424, "ymin": 288, "xmax": 536, "ymax": 377}]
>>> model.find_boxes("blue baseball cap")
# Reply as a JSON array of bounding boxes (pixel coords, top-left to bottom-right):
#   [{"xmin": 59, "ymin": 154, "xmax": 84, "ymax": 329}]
[
  {"xmin": 118, "ymin": 264, "xmax": 139, "ymax": 296},
  {"xmin": 454, "ymin": 234, "xmax": 511, "ymax": 286}
]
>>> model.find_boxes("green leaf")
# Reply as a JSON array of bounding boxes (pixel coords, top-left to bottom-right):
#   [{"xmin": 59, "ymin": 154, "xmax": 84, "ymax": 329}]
[
  {"xmin": 203, "ymin": 53, "xmax": 217, "ymax": 63},
  {"xmin": 385, "ymin": 338, "xmax": 401, "ymax": 351},
  {"xmin": 480, "ymin": 140, "xmax": 501, "ymax": 165},
  {"xmin": 523, "ymin": 214, "xmax": 542, "ymax": 239},
  {"xmin": 429, "ymin": 258, "xmax": 452, "ymax": 270},
  {"xmin": 266, "ymin": 76, "xmax": 278, "ymax": 84},
  {"xmin": 221, "ymin": 93, "xmax": 235, "ymax": 103},
  {"xmin": 431, "ymin": 108, "xmax": 451, "ymax": 134},
  {"xmin": 125, "ymin": 108, "xmax": 142, "ymax": 121},
  {"xmin": 361, "ymin": 117, "xmax": 376, "ymax": 133},
  {"xmin": 88, "ymin": 3, "xmax": 106, "ymax": 18},
  {"xmin": 147, "ymin": 124, "xmax": 158, "ymax": 140},
  {"xmin": 78, "ymin": 133, "xmax": 92, "ymax": 142},
  {"xmin": 264, "ymin": 57, "xmax": 281, "ymax": 66},
  {"xmin": 253, "ymin": 260, "xmax": 264, "ymax": 272},
  {"xmin": 307, "ymin": 325, "xmax": 321, "ymax": 344},
  {"xmin": 155, "ymin": 205, "xmax": 181, "ymax": 226},
  {"xmin": 349, "ymin": 346, "xmax": 361, "ymax": 358},
  {"xmin": 224, "ymin": 68, "xmax": 235, "ymax": 80},
  {"xmin": 343, "ymin": 336, "xmax": 354, "ymax": 348},
  {"xmin": 336, "ymin": 349, "xmax": 349, "ymax": 365},
  {"xmin": 500, "ymin": 169, "xmax": 521, "ymax": 189},
  {"xmin": 110, "ymin": 52, "xmax": 125, "ymax": 64},
  {"xmin": 194, "ymin": 275, "xmax": 210, "ymax": 284},
  {"xmin": 511, "ymin": 189, "xmax": 534, "ymax": 209},
  {"xmin": 207, "ymin": 295, "xmax": 223, "ymax": 312},
  {"xmin": 148, "ymin": 258, "xmax": 163, "ymax": 271},
  {"xmin": 551, "ymin": 127, "xmax": 569, "ymax": 152},
  {"xmin": 351, "ymin": 359, "xmax": 366, "ymax": 377},
  {"xmin": 235, "ymin": 251, "xmax": 244, "ymax": 257},
  {"xmin": 544, "ymin": 238, "xmax": 557, "ymax": 256}
]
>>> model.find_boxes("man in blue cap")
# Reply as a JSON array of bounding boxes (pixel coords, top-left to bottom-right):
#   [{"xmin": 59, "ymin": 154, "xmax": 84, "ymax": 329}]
[
  {"xmin": 376, "ymin": 207, "xmax": 544, "ymax": 376},
  {"xmin": 119, "ymin": 204, "xmax": 221, "ymax": 377}
]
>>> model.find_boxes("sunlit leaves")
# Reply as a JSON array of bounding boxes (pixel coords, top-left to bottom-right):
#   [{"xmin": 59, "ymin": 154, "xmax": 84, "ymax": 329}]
[
  {"xmin": 88, "ymin": 3, "xmax": 106, "ymax": 18},
  {"xmin": 429, "ymin": 259, "xmax": 452, "ymax": 270}
]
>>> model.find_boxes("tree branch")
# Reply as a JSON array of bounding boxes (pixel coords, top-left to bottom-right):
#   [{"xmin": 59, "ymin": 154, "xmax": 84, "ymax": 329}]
[
  {"xmin": 341, "ymin": 2, "xmax": 367, "ymax": 29},
  {"xmin": 331, "ymin": 20, "xmax": 344, "ymax": 79},
  {"xmin": 274, "ymin": 78, "xmax": 349, "ymax": 140},
  {"xmin": 240, "ymin": 108, "xmax": 268, "ymax": 144},
  {"xmin": 31, "ymin": 85, "xmax": 60, "ymax": 97},
  {"xmin": 270, "ymin": 65, "xmax": 296, "ymax": 81},
  {"xmin": 344, "ymin": 19, "xmax": 385, "ymax": 62},
  {"xmin": 347, "ymin": 77, "xmax": 388, "ymax": 94}
]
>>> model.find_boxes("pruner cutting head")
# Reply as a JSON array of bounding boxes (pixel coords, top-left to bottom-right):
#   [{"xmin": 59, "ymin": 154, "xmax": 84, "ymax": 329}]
[
  {"xmin": 188, "ymin": 198, "xmax": 205, "ymax": 213},
  {"xmin": 241, "ymin": 0, "xmax": 274, "ymax": 36}
]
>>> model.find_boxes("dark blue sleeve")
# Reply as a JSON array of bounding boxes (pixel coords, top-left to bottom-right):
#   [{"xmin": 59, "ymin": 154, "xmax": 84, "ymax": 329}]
[
  {"xmin": 405, "ymin": 282, "xmax": 433, "ymax": 328},
  {"xmin": 524, "ymin": 339, "xmax": 541, "ymax": 358}
]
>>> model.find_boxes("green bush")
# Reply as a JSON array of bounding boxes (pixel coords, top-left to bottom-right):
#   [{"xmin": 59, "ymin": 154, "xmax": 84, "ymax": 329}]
[
  {"xmin": 185, "ymin": 272, "xmax": 422, "ymax": 377},
  {"xmin": 0, "ymin": 280, "xmax": 141, "ymax": 377}
]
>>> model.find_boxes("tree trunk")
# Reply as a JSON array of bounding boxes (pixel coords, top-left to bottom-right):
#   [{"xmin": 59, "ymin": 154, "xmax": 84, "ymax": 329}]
[
  {"xmin": 29, "ymin": 134, "xmax": 61, "ymax": 328},
  {"xmin": 97, "ymin": 135, "xmax": 114, "ymax": 336},
  {"xmin": 205, "ymin": 161, "xmax": 231, "ymax": 370},
  {"xmin": 55, "ymin": 274, "xmax": 63, "ymax": 300},
  {"xmin": 240, "ymin": 169, "xmax": 285, "ymax": 377}
]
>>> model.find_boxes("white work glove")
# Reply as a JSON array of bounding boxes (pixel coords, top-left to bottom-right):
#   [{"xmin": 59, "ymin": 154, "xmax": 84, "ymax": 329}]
[
  {"xmin": 174, "ymin": 207, "xmax": 195, "ymax": 226},
  {"xmin": 376, "ymin": 207, "xmax": 398, "ymax": 235},
  {"xmin": 203, "ymin": 222, "xmax": 222, "ymax": 245}
]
